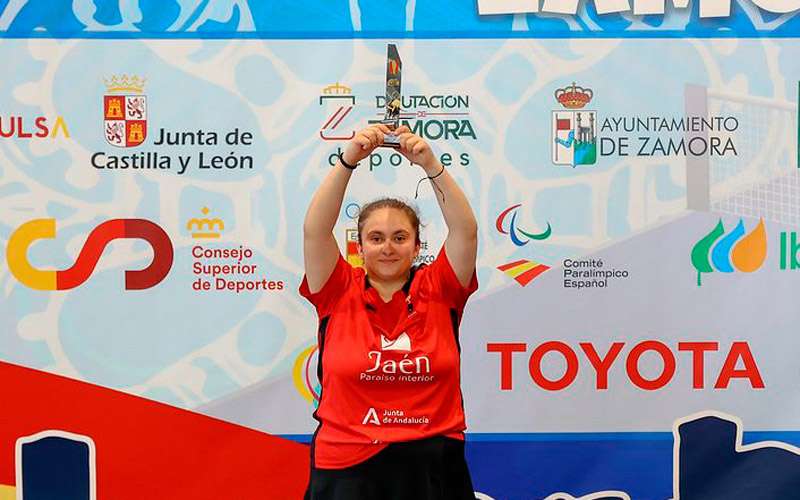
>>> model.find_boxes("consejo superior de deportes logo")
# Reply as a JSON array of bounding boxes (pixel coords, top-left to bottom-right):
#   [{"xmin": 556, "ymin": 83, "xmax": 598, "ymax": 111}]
[{"xmin": 6, "ymin": 218, "xmax": 173, "ymax": 290}]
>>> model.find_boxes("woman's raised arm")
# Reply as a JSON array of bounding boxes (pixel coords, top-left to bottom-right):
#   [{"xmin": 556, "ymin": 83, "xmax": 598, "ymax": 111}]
[
  {"xmin": 395, "ymin": 126, "xmax": 478, "ymax": 287},
  {"xmin": 303, "ymin": 124, "xmax": 390, "ymax": 293}
]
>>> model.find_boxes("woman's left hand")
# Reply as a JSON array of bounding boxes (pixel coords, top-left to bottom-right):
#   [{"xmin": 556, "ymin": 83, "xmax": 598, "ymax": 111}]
[{"xmin": 395, "ymin": 126, "xmax": 437, "ymax": 172}]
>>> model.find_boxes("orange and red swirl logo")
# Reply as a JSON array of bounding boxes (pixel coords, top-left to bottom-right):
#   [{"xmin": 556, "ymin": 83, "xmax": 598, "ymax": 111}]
[{"xmin": 6, "ymin": 219, "xmax": 173, "ymax": 290}]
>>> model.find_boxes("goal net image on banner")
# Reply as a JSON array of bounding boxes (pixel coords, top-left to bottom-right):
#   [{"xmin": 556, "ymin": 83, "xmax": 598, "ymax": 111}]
[{"xmin": 687, "ymin": 83, "xmax": 799, "ymax": 226}]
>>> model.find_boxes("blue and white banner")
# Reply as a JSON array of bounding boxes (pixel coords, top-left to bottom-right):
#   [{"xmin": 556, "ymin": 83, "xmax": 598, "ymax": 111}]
[{"xmin": 1, "ymin": 2, "xmax": 799, "ymax": 499}]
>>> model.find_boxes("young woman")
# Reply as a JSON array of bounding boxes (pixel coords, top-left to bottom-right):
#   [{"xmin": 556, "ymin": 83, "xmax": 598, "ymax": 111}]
[{"xmin": 301, "ymin": 124, "xmax": 479, "ymax": 499}]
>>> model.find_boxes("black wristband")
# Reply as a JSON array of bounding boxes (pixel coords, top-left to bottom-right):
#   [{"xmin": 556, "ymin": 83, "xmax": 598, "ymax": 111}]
[
  {"xmin": 414, "ymin": 164, "xmax": 446, "ymax": 201},
  {"xmin": 427, "ymin": 163, "xmax": 445, "ymax": 180},
  {"xmin": 337, "ymin": 152, "xmax": 359, "ymax": 170}
]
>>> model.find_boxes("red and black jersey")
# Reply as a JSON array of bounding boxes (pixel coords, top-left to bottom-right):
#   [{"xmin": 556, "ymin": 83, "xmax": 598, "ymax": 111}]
[{"xmin": 299, "ymin": 248, "xmax": 478, "ymax": 469}]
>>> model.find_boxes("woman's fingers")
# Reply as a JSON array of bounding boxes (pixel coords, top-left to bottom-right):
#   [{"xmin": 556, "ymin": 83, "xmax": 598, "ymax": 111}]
[
  {"xmin": 397, "ymin": 132, "xmax": 411, "ymax": 150},
  {"xmin": 362, "ymin": 128, "xmax": 375, "ymax": 145},
  {"xmin": 365, "ymin": 128, "xmax": 382, "ymax": 148},
  {"xmin": 354, "ymin": 133, "xmax": 371, "ymax": 150},
  {"xmin": 350, "ymin": 125, "xmax": 418, "ymax": 158},
  {"xmin": 404, "ymin": 135, "xmax": 421, "ymax": 154},
  {"xmin": 367, "ymin": 125, "xmax": 392, "ymax": 147}
]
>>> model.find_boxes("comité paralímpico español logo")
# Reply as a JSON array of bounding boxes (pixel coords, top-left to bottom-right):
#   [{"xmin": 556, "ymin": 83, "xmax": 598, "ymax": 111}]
[
  {"xmin": 6, "ymin": 218, "xmax": 173, "ymax": 290},
  {"xmin": 103, "ymin": 75, "xmax": 147, "ymax": 148},
  {"xmin": 552, "ymin": 82, "xmax": 597, "ymax": 168},
  {"xmin": 496, "ymin": 204, "xmax": 552, "ymax": 286},
  {"xmin": 343, "ymin": 202, "xmax": 363, "ymax": 268}
]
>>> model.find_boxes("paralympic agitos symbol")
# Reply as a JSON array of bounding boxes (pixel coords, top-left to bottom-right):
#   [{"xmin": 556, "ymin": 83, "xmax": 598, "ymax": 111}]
[
  {"xmin": 6, "ymin": 219, "xmax": 173, "ymax": 290},
  {"xmin": 495, "ymin": 204, "xmax": 552, "ymax": 246}
]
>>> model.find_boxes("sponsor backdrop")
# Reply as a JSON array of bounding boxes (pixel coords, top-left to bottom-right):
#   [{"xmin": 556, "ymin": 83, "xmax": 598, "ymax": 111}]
[{"xmin": 1, "ymin": 1, "xmax": 799, "ymax": 499}]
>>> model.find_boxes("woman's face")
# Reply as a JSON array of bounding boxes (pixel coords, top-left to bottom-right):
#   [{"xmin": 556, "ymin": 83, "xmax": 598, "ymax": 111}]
[{"xmin": 359, "ymin": 207, "xmax": 420, "ymax": 282}]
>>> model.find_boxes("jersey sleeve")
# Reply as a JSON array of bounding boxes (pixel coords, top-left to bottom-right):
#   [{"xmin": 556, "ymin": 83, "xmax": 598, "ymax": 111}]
[
  {"xmin": 299, "ymin": 254, "xmax": 353, "ymax": 317},
  {"xmin": 426, "ymin": 246, "xmax": 478, "ymax": 312}
]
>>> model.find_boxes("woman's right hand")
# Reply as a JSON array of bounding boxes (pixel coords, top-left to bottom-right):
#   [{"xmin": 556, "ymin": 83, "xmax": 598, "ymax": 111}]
[{"xmin": 342, "ymin": 124, "xmax": 392, "ymax": 165}]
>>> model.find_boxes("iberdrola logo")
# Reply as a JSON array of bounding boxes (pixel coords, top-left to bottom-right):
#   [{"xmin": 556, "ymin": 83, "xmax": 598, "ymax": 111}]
[
  {"xmin": 496, "ymin": 204, "xmax": 552, "ymax": 286},
  {"xmin": 691, "ymin": 218, "xmax": 767, "ymax": 286}
]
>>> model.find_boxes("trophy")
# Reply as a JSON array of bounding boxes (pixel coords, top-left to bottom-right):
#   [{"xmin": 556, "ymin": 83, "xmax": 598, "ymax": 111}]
[{"xmin": 370, "ymin": 44, "xmax": 402, "ymax": 148}]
